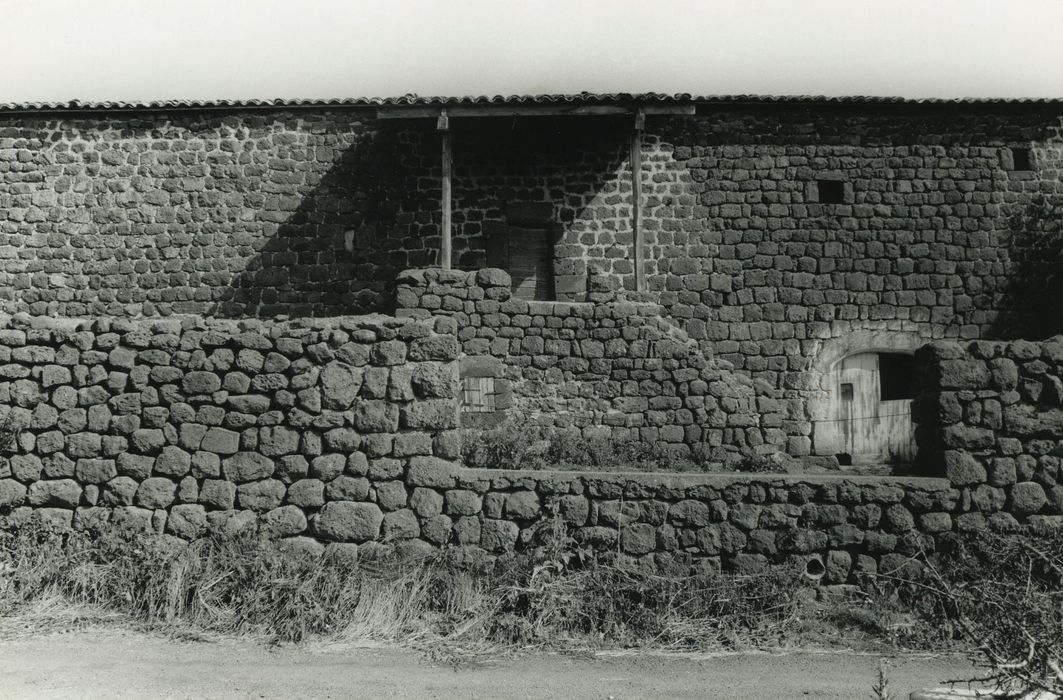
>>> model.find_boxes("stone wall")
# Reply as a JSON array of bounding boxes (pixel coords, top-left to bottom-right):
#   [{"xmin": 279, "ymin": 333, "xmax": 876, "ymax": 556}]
[
  {"xmin": 2, "ymin": 104, "xmax": 1059, "ymax": 457},
  {"xmin": 0, "ymin": 109, "xmax": 441, "ymax": 317},
  {"xmin": 395, "ymin": 267, "xmax": 772, "ymax": 459},
  {"xmin": 0, "ymin": 312, "xmax": 464, "ymax": 543},
  {"xmin": 914, "ymin": 336, "xmax": 1063, "ymax": 530},
  {"xmin": 3, "ymin": 107, "xmax": 1059, "ymax": 327},
  {"xmin": 0, "ymin": 111, "xmax": 645, "ymax": 319},
  {"xmin": 450, "ymin": 470, "xmax": 958, "ymax": 579},
  {"xmin": 2, "ymin": 314, "xmax": 1061, "ymax": 577},
  {"xmin": 643, "ymin": 108, "xmax": 1063, "ymax": 454},
  {"xmin": 1, "ymin": 103, "xmax": 1061, "ymax": 577}
]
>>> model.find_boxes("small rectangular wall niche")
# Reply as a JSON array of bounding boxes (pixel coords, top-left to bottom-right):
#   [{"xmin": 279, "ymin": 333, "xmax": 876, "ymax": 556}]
[
  {"xmin": 815, "ymin": 179, "xmax": 845, "ymax": 204},
  {"xmin": 1010, "ymin": 147, "xmax": 1033, "ymax": 171}
]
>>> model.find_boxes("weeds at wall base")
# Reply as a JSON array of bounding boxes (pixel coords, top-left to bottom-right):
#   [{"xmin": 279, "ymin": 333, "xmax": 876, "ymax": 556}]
[
  {"xmin": 459, "ymin": 418, "xmax": 793, "ymax": 473},
  {"xmin": 2, "ymin": 524, "xmax": 1060, "ymax": 689},
  {"xmin": 0, "ymin": 524, "xmax": 912, "ymax": 653}
]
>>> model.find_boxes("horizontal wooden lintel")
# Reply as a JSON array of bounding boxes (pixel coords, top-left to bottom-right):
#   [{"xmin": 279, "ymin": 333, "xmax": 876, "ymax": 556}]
[{"xmin": 376, "ymin": 104, "xmax": 695, "ymax": 120}]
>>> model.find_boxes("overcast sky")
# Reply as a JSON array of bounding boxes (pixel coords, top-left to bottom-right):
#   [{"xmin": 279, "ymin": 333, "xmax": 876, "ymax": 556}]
[{"xmin": 2, "ymin": 0, "xmax": 1061, "ymax": 103}]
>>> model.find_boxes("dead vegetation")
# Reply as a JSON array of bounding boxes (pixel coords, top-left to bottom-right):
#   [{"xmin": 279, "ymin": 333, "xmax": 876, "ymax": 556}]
[
  {"xmin": 460, "ymin": 417, "xmax": 792, "ymax": 474},
  {"xmin": 0, "ymin": 523, "xmax": 809, "ymax": 652},
  {"xmin": 896, "ymin": 530, "xmax": 1063, "ymax": 697},
  {"xmin": 1, "ymin": 520, "xmax": 1060, "ymax": 692}
]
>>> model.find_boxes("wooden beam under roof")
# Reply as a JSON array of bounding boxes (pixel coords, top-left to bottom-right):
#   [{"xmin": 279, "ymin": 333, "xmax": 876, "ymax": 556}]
[
  {"xmin": 376, "ymin": 104, "xmax": 695, "ymax": 119},
  {"xmin": 438, "ymin": 109, "xmax": 452, "ymax": 271},
  {"xmin": 632, "ymin": 108, "xmax": 645, "ymax": 292}
]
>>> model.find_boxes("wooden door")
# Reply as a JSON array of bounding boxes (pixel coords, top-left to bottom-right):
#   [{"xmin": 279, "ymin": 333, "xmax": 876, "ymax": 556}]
[
  {"xmin": 484, "ymin": 222, "xmax": 554, "ymax": 301},
  {"xmin": 833, "ymin": 352, "xmax": 916, "ymax": 465}
]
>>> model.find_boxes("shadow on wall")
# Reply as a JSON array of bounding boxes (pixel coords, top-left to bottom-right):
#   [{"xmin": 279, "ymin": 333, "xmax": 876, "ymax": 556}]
[
  {"xmin": 991, "ymin": 192, "xmax": 1063, "ymax": 340},
  {"xmin": 210, "ymin": 121, "xmax": 442, "ymax": 318},
  {"xmin": 448, "ymin": 117, "xmax": 630, "ymax": 284},
  {"xmin": 212, "ymin": 116, "xmax": 634, "ymax": 318}
]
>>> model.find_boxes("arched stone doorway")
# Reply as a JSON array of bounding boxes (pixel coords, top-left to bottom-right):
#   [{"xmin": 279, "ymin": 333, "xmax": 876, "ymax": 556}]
[{"xmin": 808, "ymin": 331, "xmax": 926, "ymax": 466}]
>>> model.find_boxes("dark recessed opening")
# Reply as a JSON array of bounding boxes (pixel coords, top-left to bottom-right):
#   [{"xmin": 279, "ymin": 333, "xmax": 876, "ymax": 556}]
[
  {"xmin": 805, "ymin": 557, "xmax": 826, "ymax": 578},
  {"xmin": 816, "ymin": 179, "xmax": 845, "ymax": 204},
  {"xmin": 1010, "ymin": 147, "xmax": 1033, "ymax": 171},
  {"xmin": 879, "ymin": 353, "xmax": 916, "ymax": 401},
  {"xmin": 836, "ymin": 453, "xmax": 852, "ymax": 467}
]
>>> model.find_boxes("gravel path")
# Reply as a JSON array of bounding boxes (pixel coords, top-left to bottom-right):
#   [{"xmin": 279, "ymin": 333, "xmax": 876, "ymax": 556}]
[{"xmin": 0, "ymin": 629, "xmax": 981, "ymax": 699}]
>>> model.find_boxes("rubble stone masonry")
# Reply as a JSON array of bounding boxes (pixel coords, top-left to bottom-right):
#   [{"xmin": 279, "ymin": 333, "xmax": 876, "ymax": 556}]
[
  {"xmin": 395, "ymin": 267, "xmax": 772, "ymax": 459},
  {"xmin": 0, "ymin": 102, "xmax": 1061, "ymax": 577},
  {"xmin": 914, "ymin": 336, "xmax": 1063, "ymax": 531},
  {"xmin": 0, "ymin": 104, "xmax": 1060, "ymax": 454},
  {"xmin": 0, "ymin": 311, "xmax": 1057, "ymax": 579}
]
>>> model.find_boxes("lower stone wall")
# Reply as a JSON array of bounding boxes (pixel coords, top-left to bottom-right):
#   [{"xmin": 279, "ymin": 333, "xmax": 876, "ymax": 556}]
[
  {"xmin": 0, "ymin": 312, "xmax": 464, "ymax": 543},
  {"xmin": 442, "ymin": 471, "xmax": 959, "ymax": 580},
  {"xmin": 1, "ymin": 311, "xmax": 1060, "ymax": 581},
  {"xmin": 3, "ymin": 445, "xmax": 960, "ymax": 581}
]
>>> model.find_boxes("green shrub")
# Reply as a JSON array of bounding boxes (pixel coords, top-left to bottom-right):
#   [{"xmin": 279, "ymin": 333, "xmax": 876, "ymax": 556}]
[{"xmin": 460, "ymin": 418, "xmax": 544, "ymax": 470}]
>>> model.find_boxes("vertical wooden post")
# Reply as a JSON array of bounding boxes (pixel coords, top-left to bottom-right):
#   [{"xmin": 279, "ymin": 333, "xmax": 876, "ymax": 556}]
[
  {"xmin": 438, "ymin": 109, "xmax": 452, "ymax": 271},
  {"xmin": 631, "ymin": 108, "xmax": 646, "ymax": 292}
]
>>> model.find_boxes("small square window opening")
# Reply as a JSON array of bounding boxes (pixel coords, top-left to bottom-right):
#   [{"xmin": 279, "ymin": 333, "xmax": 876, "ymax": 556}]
[
  {"xmin": 461, "ymin": 376, "xmax": 496, "ymax": 413},
  {"xmin": 816, "ymin": 179, "xmax": 845, "ymax": 204},
  {"xmin": 1010, "ymin": 147, "xmax": 1033, "ymax": 171},
  {"xmin": 879, "ymin": 353, "xmax": 917, "ymax": 401}
]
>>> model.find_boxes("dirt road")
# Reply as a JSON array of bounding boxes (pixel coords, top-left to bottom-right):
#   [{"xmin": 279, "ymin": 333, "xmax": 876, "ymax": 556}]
[{"xmin": 0, "ymin": 629, "xmax": 979, "ymax": 699}]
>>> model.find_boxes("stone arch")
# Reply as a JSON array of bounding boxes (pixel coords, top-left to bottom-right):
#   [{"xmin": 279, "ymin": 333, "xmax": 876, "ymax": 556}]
[{"xmin": 808, "ymin": 329, "xmax": 927, "ymax": 457}]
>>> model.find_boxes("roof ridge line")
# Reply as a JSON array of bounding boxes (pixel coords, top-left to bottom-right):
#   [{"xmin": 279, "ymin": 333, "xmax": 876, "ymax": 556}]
[{"xmin": 0, "ymin": 92, "xmax": 1061, "ymax": 113}]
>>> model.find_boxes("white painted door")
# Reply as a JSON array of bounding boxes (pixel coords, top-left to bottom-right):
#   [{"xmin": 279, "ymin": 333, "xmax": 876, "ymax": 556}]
[{"xmin": 833, "ymin": 352, "xmax": 916, "ymax": 465}]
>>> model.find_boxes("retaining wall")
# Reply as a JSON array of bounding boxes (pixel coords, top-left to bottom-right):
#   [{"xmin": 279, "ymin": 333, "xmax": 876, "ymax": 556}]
[
  {"xmin": 2, "ymin": 312, "xmax": 1060, "ymax": 580},
  {"xmin": 446, "ymin": 470, "xmax": 957, "ymax": 580}
]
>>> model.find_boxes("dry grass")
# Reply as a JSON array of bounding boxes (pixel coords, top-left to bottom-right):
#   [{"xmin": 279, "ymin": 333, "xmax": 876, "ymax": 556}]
[
  {"xmin": 460, "ymin": 418, "xmax": 744, "ymax": 473},
  {"xmin": 4, "ymin": 521, "xmax": 1054, "ymax": 676},
  {"xmin": 0, "ymin": 524, "xmax": 812, "ymax": 654},
  {"xmin": 0, "ymin": 594, "xmax": 126, "ymax": 639}
]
